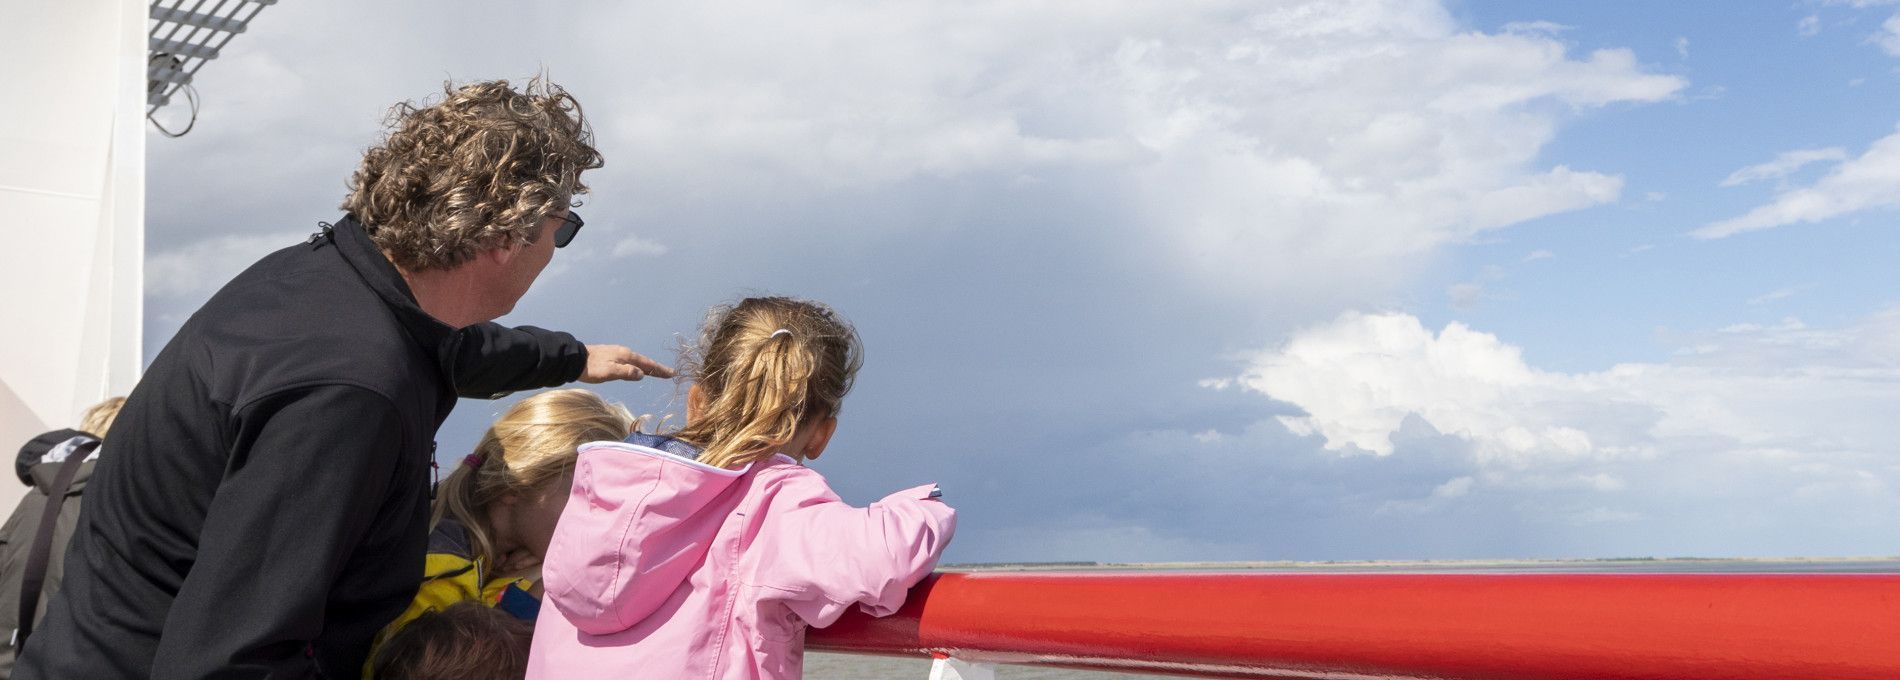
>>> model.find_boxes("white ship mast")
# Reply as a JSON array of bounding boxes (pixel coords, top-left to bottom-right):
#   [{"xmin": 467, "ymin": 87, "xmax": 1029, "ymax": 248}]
[{"xmin": 0, "ymin": 0, "xmax": 274, "ymax": 510}]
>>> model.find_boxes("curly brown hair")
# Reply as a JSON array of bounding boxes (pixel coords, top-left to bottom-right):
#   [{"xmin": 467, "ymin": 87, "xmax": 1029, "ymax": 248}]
[{"xmin": 342, "ymin": 77, "xmax": 604, "ymax": 272}]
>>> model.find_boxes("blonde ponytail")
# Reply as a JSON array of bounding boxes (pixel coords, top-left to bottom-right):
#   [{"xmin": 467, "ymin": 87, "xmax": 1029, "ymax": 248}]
[{"xmin": 674, "ymin": 297, "xmax": 862, "ymax": 469}]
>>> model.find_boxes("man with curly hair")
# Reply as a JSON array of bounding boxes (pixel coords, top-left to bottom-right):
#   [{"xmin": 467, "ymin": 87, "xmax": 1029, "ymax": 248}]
[{"xmin": 17, "ymin": 79, "xmax": 665, "ymax": 679}]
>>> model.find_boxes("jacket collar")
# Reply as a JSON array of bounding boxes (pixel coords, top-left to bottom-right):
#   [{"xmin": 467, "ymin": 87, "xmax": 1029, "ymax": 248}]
[{"xmin": 329, "ymin": 215, "xmax": 457, "ymax": 361}]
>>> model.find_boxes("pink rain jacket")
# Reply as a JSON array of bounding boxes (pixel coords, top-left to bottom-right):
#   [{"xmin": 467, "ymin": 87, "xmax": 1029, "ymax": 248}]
[{"xmin": 528, "ymin": 438, "xmax": 956, "ymax": 679}]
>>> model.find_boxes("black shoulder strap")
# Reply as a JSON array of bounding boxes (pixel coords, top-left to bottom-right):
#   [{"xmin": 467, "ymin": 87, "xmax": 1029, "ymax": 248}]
[{"xmin": 12, "ymin": 439, "xmax": 96, "ymax": 650}]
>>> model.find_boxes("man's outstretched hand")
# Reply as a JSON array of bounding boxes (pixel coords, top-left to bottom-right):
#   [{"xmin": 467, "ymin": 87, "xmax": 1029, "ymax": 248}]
[{"xmin": 581, "ymin": 344, "xmax": 677, "ymax": 383}]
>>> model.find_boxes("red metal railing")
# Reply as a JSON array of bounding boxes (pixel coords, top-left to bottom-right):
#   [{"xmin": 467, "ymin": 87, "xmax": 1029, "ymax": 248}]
[{"xmin": 807, "ymin": 571, "xmax": 1900, "ymax": 679}]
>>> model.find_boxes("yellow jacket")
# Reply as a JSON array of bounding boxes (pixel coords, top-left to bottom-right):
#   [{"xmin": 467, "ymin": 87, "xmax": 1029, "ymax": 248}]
[{"xmin": 364, "ymin": 518, "xmax": 528, "ymax": 677}]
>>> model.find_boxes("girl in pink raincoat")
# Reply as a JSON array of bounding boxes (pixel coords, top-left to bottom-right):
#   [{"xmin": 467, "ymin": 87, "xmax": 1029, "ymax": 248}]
[{"xmin": 528, "ymin": 297, "xmax": 956, "ymax": 679}]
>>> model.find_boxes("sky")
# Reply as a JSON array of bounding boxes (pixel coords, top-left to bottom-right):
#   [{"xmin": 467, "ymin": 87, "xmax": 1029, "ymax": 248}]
[{"xmin": 142, "ymin": 0, "xmax": 1900, "ymax": 563}]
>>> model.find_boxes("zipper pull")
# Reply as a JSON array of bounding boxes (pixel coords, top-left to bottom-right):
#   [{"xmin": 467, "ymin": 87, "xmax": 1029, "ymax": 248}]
[
  {"xmin": 306, "ymin": 222, "xmax": 334, "ymax": 248},
  {"xmin": 429, "ymin": 441, "xmax": 440, "ymax": 501}
]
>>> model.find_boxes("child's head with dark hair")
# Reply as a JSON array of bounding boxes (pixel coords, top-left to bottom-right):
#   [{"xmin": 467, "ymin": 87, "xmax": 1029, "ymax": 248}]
[{"xmin": 371, "ymin": 602, "xmax": 533, "ymax": 680}]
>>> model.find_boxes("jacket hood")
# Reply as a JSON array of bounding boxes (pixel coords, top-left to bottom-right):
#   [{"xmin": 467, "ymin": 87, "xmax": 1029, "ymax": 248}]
[
  {"xmin": 541, "ymin": 434, "xmax": 758, "ymax": 635},
  {"xmin": 19, "ymin": 432, "xmax": 99, "ymax": 492},
  {"xmin": 16, "ymin": 429, "xmax": 91, "ymax": 486}
]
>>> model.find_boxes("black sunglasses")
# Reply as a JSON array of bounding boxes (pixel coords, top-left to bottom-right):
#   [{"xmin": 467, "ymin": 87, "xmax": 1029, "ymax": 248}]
[{"xmin": 554, "ymin": 210, "xmax": 584, "ymax": 248}]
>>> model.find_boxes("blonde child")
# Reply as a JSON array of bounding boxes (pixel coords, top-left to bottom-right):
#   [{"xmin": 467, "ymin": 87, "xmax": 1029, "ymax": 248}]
[
  {"xmin": 367, "ymin": 388, "xmax": 637, "ymax": 673},
  {"xmin": 528, "ymin": 297, "xmax": 955, "ymax": 679}
]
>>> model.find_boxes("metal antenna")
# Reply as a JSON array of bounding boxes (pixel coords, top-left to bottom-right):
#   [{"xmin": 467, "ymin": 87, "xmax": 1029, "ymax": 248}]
[{"xmin": 146, "ymin": 0, "xmax": 278, "ymax": 120}]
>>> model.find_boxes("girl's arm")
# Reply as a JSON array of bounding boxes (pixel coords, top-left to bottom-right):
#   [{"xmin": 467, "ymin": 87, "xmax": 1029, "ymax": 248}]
[{"xmin": 754, "ymin": 476, "xmax": 956, "ymax": 627}]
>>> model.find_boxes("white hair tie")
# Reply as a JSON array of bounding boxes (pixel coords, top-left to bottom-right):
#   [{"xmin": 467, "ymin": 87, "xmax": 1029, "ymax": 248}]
[{"xmin": 769, "ymin": 328, "xmax": 793, "ymax": 339}]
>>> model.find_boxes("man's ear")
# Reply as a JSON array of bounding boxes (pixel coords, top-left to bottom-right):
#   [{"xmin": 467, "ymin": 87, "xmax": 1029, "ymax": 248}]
[
  {"xmin": 801, "ymin": 417, "xmax": 838, "ymax": 461},
  {"xmin": 686, "ymin": 383, "xmax": 706, "ymax": 424},
  {"xmin": 486, "ymin": 240, "xmax": 522, "ymax": 267}
]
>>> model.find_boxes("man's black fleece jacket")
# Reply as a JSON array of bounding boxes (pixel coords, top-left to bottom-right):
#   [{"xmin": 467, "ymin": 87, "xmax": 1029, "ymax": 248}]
[{"xmin": 16, "ymin": 216, "xmax": 589, "ymax": 679}]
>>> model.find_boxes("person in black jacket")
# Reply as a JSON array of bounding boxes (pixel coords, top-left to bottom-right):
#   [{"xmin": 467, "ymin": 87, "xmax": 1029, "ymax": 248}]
[
  {"xmin": 0, "ymin": 397, "xmax": 124, "ymax": 678},
  {"xmin": 16, "ymin": 78, "xmax": 669, "ymax": 680}
]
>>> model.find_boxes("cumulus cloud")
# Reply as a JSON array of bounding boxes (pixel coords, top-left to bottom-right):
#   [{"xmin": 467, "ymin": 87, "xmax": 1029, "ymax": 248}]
[
  {"xmin": 143, "ymin": 0, "xmax": 1688, "ymax": 353},
  {"xmin": 1235, "ymin": 312, "xmax": 1599, "ymax": 461},
  {"xmin": 1229, "ymin": 310, "xmax": 1900, "ymax": 470},
  {"xmin": 574, "ymin": 0, "xmax": 1682, "ymax": 298},
  {"xmin": 1032, "ymin": 379, "xmax": 1900, "ymax": 560},
  {"xmin": 1799, "ymin": 15, "xmax": 1822, "ymax": 38},
  {"xmin": 1878, "ymin": 14, "xmax": 1900, "ymax": 55},
  {"xmin": 1697, "ymin": 123, "xmax": 1900, "ymax": 238},
  {"xmin": 1433, "ymin": 475, "xmax": 1475, "ymax": 498},
  {"xmin": 1088, "ymin": 308, "xmax": 1900, "ymax": 558},
  {"xmin": 1747, "ymin": 285, "xmax": 1813, "ymax": 305},
  {"xmin": 1718, "ymin": 147, "xmax": 1847, "ymax": 187}
]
